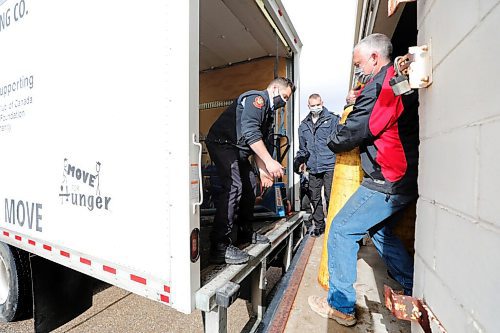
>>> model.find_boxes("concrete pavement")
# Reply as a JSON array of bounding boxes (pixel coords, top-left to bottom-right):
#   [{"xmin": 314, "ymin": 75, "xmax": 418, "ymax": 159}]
[{"xmin": 284, "ymin": 236, "xmax": 410, "ymax": 333}]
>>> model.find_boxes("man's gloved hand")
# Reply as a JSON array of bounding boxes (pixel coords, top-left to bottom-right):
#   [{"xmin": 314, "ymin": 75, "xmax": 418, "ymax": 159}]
[
  {"xmin": 346, "ymin": 89, "xmax": 357, "ymax": 105},
  {"xmin": 345, "ymin": 83, "xmax": 363, "ymax": 106},
  {"xmin": 293, "ymin": 156, "xmax": 306, "ymax": 174}
]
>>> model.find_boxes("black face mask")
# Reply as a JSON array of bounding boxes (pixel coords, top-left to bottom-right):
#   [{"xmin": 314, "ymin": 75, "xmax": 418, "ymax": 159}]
[{"xmin": 273, "ymin": 94, "xmax": 286, "ymax": 110}]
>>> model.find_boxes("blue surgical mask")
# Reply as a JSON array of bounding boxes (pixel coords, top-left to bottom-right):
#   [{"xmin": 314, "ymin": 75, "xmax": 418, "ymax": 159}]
[
  {"xmin": 354, "ymin": 60, "xmax": 375, "ymax": 84},
  {"xmin": 309, "ymin": 106, "xmax": 322, "ymax": 116}
]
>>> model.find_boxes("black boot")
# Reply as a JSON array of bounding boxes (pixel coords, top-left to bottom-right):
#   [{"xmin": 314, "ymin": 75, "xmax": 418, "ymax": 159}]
[
  {"xmin": 238, "ymin": 226, "xmax": 270, "ymax": 245},
  {"xmin": 309, "ymin": 222, "xmax": 325, "ymax": 238},
  {"xmin": 210, "ymin": 243, "xmax": 250, "ymax": 265}
]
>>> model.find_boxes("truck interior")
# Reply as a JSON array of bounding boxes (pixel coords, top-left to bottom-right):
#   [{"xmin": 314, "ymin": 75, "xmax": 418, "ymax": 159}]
[
  {"xmin": 388, "ymin": 2, "xmax": 418, "ymax": 256},
  {"xmin": 197, "ymin": 0, "xmax": 301, "ymax": 272}
]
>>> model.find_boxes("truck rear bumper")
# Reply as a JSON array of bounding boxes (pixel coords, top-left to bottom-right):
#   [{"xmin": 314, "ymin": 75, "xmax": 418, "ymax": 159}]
[{"xmin": 196, "ymin": 211, "xmax": 305, "ymax": 313}]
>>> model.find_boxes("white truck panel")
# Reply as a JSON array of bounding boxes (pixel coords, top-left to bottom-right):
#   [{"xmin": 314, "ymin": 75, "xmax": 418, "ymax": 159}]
[
  {"xmin": 0, "ymin": 0, "xmax": 301, "ymax": 317},
  {"xmin": 0, "ymin": 0, "xmax": 200, "ymax": 313}
]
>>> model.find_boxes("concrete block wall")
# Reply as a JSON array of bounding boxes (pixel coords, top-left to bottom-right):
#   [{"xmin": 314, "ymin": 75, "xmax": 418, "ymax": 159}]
[{"xmin": 413, "ymin": 0, "xmax": 500, "ymax": 332}]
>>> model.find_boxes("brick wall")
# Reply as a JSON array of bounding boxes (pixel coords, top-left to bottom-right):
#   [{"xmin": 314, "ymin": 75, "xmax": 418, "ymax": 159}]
[{"xmin": 413, "ymin": 0, "xmax": 500, "ymax": 332}]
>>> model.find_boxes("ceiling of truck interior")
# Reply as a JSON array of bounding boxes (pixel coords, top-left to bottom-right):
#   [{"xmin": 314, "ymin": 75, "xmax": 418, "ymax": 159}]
[{"xmin": 200, "ymin": 0, "xmax": 290, "ymax": 71}]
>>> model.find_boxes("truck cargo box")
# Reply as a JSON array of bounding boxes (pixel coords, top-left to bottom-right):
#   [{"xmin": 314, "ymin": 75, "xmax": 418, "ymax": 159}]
[{"xmin": 0, "ymin": 0, "xmax": 302, "ymax": 322}]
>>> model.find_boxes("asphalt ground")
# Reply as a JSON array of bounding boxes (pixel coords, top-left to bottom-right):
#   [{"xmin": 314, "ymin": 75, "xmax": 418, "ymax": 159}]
[{"xmin": 0, "ymin": 268, "xmax": 284, "ymax": 333}]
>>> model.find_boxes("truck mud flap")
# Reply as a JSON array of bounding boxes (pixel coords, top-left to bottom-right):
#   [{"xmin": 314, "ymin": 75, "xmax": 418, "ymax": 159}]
[{"xmin": 30, "ymin": 255, "xmax": 93, "ymax": 333}]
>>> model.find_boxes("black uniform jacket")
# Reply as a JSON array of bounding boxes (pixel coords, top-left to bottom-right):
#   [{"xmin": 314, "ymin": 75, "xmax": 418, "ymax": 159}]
[{"xmin": 207, "ymin": 90, "xmax": 274, "ymax": 160}]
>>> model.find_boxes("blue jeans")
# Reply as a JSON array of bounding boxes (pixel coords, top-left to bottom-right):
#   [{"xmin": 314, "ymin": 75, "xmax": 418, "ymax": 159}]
[{"xmin": 327, "ymin": 185, "xmax": 416, "ymax": 315}]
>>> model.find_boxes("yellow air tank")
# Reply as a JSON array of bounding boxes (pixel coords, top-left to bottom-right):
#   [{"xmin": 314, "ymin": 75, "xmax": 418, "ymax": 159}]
[{"xmin": 317, "ymin": 104, "xmax": 364, "ymax": 289}]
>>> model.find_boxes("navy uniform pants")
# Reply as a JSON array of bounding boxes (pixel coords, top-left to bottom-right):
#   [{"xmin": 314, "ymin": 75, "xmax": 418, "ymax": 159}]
[
  {"xmin": 206, "ymin": 142, "xmax": 256, "ymax": 245},
  {"xmin": 308, "ymin": 169, "xmax": 334, "ymax": 228}
]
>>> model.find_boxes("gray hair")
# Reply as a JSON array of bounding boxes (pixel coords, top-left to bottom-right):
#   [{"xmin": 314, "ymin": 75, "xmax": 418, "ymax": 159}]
[{"xmin": 355, "ymin": 33, "xmax": 392, "ymax": 60}]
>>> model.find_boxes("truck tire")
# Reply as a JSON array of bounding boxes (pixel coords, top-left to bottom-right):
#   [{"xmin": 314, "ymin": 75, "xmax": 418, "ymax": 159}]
[{"xmin": 0, "ymin": 242, "xmax": 32, "ymax": 322}]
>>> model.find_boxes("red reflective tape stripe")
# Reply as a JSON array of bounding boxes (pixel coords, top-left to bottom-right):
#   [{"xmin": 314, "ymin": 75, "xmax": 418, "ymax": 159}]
[
  {"xmin": 28, "ymin": 240, "xmax": 36, "ymax": 246},
  {"xmin": 164, "ymin": 285, "xmax": 170, "ymax": 293},
  {"xmin": 43, "ymin": 245, "xmax": 52, "ymax": 251},
  {"xmin": 160, "ymin": 294, "xmax": 169, "ymax": 303},
  {"xmin": 130, "ymin": 274, "xmax": 147, "ymax": 285},
  {"xmin": 60, "ymin": 251, "xmax": 70, "ymax": 258},
  {"xmin": 15, "ymin": 235, "xmax": 22, "ymax": 241},
  {"xmin": 80, "ymin": 257, "xmax": 91, "ymax": 265},
  {"xmin": 3, "ymin": 231, "xmax": 9, "ymax": 237},
  {"xmin": 103, "ymin": 265, "xmax": 117, "ymax": 274}
]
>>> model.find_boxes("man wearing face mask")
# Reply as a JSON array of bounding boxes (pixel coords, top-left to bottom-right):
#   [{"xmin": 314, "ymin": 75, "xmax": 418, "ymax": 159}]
[
  {"xmin": 293, "ymin": 94, "xmax": 339, "ymax": 237},
  {"xmin": 206, "ymin": 77, "xmax": 295, "ymax": 265},
  {"xmin": 308, "ymin": 34, "xmax": 419, "ymax": 326}
]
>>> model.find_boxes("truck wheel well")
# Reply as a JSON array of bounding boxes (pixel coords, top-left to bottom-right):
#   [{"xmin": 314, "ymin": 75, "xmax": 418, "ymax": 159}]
[{"xmin": 0, "ymin": 242, "xmax": 33, "ymax": 322}]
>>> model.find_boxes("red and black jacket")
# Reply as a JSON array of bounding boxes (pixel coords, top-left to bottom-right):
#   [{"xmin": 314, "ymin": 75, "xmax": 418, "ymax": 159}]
[{"xmin": 328, "ymin": 63, "xmax": 419, "ymax": 195}]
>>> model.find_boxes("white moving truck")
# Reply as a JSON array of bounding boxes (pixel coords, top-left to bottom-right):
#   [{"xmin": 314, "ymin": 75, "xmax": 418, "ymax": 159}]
[{"xmin": 0, "ymin": 1, "xmax": 303, "ymax": 332}]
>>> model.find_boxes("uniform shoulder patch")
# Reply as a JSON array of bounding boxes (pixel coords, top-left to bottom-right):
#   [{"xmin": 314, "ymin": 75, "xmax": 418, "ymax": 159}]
[{"xmin": 253, "ymin": 96, "xmax": 265, "ymax": 109}]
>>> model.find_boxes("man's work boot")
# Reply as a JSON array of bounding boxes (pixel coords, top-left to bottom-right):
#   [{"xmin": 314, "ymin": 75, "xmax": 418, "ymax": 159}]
[
  {"xmin": 386, "ymin": 270, "xmax": 413, "ymax": 296},
  {"xmin": 308, "ymin": 296, "xmax": 356, "ymax": 327},
  {"xmin": 238, "ymin": 226, "xmax": 270, "ymax": 245},
  {"xmin": 210, "ymin": 243, "xmax": 250, "ymax": 265},
  {"xmin": 309, "ymin": 223, "xmax": 325, "ymax": 238}
]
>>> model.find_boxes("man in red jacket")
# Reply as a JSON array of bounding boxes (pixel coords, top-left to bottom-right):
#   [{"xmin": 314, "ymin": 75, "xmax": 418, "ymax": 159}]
[{"xmin": 308, "ymin": 33, "xmax": 419, "ymax": 327}]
